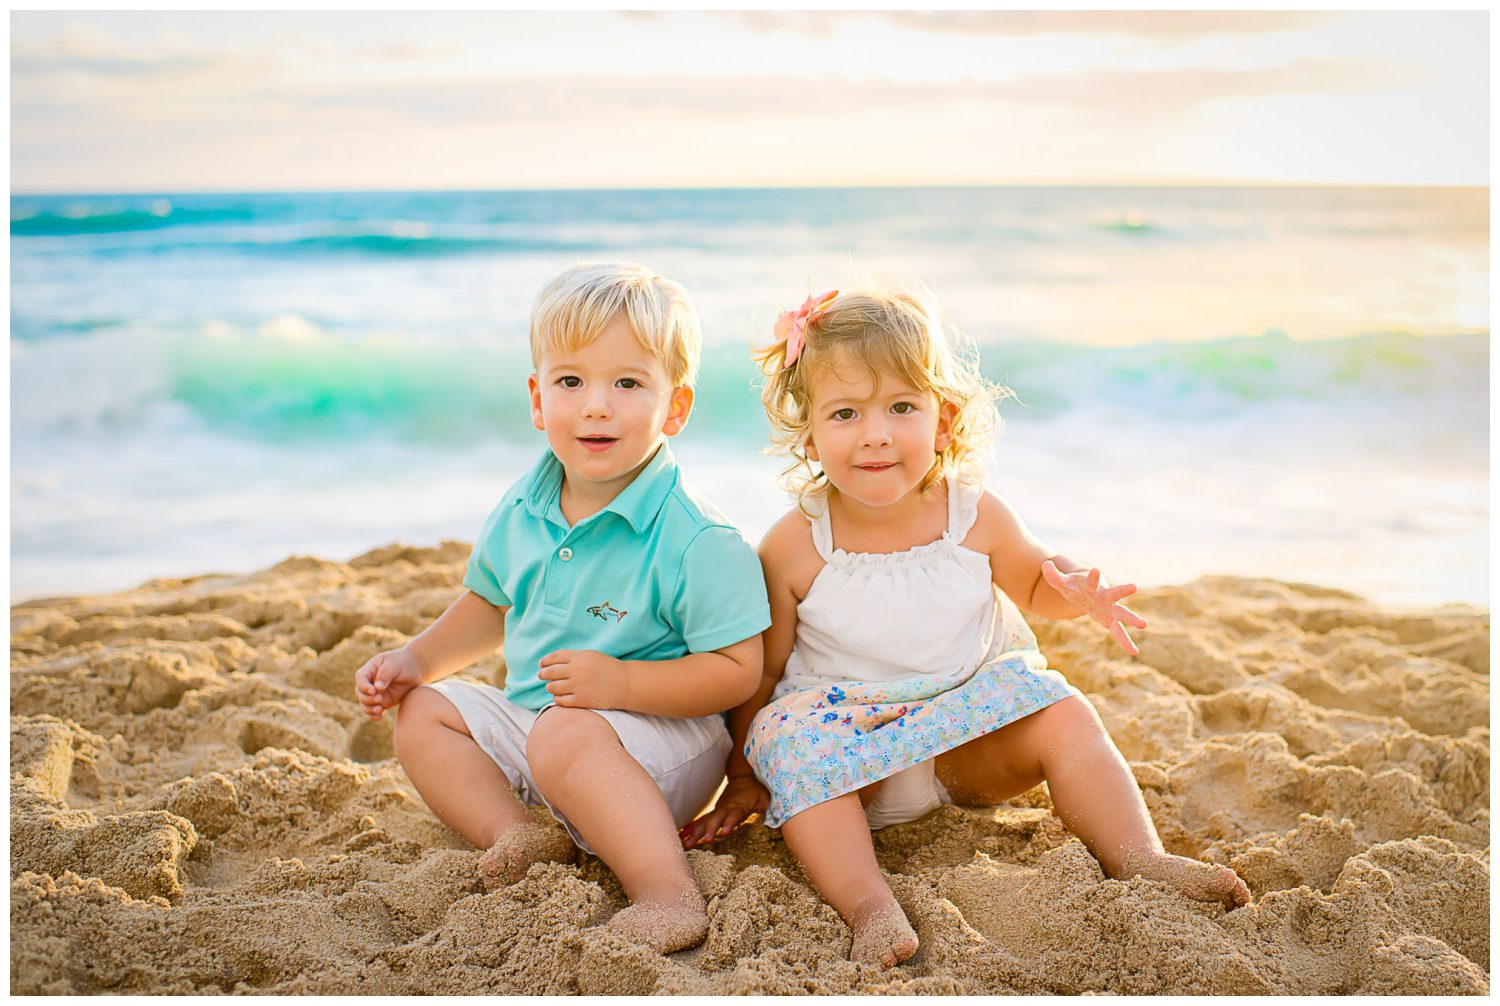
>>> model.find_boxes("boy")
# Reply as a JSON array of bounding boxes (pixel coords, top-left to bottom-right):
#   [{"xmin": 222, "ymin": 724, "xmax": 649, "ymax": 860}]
[{"xmin": 355, "ymin": 262, "xmax": 770, "ymax": 954}]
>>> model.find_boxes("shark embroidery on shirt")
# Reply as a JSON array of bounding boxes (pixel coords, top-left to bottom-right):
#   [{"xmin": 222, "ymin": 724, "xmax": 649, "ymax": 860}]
[{"xmin": 587, "ymin": 601, "xmax": 628, "ymax": 623}]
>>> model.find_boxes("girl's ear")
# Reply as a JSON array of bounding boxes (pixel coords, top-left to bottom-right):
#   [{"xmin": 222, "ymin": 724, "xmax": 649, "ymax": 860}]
[
  {"xmin": 804, "ymin": 436, "xmax": 820, "ymax": 464},
  {"xmin": 662, "ymin": 385, "xmax": 695, "ymax": 437},
  {"xmin": 933, "ymin": 399, "xmax": 959, "ymax": 453},
  {"xmin": 528, "ymin": 373, "xmax": 545, "ymax": 431}
]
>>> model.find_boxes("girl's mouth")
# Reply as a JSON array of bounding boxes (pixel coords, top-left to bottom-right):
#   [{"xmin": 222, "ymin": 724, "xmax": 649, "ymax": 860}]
[
  {"xmin": 578, "ymin": 436, "xmax": 618, "ymax": 452},
  {"xmin": 855, "ymin": 462, "xmax": 896, "ymax": 471}
]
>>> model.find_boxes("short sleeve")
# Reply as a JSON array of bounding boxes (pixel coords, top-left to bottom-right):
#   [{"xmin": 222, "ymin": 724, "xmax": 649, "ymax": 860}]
[
  {"xmin": 463, "ymin": 502, "xmax": 513, "ymax": 608},
  {"xmin": 670, "ymin": 525, "xmax": 771, "ymax": 652}
]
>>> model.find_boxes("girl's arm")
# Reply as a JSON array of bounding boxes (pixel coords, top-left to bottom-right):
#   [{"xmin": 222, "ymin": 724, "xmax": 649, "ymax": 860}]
[
  {"xmin": 679, "ymin": 512, "xmax": 812, "ymax": 847},
  {"xmin": 973, "ymin": 491, "xmax": 1146, "ymax": 653}
]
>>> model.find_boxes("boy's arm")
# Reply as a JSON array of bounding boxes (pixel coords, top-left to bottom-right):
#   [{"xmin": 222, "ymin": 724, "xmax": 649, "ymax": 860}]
[{"xmin": 404, "ymin": 590, "xmax": 509, "ymax": 683}]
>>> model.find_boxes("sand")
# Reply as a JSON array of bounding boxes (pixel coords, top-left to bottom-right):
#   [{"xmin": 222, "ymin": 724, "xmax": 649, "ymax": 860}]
[{"xmin": 9, "ymin": 543, "xmax": 1490, "ymax": 994}]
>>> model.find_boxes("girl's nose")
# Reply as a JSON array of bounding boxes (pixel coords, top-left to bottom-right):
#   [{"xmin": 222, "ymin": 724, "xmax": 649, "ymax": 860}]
[{"xmin": 861, "ymin": 419, "xmax": 893, "ymax": 447}]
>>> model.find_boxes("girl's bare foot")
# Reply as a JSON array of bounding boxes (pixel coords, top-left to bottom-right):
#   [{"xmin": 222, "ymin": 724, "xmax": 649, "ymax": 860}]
[
  {"xmin": 605, "ymin": 888, "xmax": 709, "ymax": 954},
  {"xmin": 1119, "ymin": 849, "xmax": 1252, "ymax": 910},
  {"xmin": 478, "ymin": 820, "xmax": 577, "ymax": 890},
  {"xmin": 849, "ymin": 895, "xmax": 919, "ymax": 968}
]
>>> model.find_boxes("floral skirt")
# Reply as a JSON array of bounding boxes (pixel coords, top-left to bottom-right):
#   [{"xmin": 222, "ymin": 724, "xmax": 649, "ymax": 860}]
[{"xmin": 745, "ymin": 650, "xmax": 1079, "ymax": 827}]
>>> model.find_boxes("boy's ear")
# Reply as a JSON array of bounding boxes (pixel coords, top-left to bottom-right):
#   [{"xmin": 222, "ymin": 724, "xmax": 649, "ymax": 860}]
[
  {"xmin": 662, "ymin": 385, "xmax": 694, "ymax": 437},
  {"xmin": 933, "ymin": 399, "xmax": 959, "ymax": 453},
  {"xmin": 527, "ymin": 374, "xmax": 545, "ymax": 431}
]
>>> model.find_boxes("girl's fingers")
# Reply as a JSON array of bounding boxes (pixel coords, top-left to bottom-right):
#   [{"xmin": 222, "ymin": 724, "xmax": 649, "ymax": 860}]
[{"xmin": 1113, "ymin": 622, "xmax": 1140, "ymax": 655}]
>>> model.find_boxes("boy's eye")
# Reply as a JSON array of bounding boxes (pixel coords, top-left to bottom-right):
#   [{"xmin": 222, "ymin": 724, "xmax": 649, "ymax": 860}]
[
  {"xmin": 616, "ymin": 378, "xmax": 641, "ymax": 389},
  {"xmin": 557, "ymin": 376, "xmax": 581, "ymax": 388},
  {"xmin": 831, "ymin": 408, "xmax": 856, "ymax": 421},
  {"xmin": 891, "ymin": 401, "xmax": 917, "ymax": 415}
]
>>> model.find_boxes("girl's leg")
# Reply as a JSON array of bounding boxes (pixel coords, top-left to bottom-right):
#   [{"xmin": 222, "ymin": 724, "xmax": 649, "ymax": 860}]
[
  {"xmin": 525, "ymin": 707, "xmax": 708, "ymax": 954},
  {"xmin": 393, "ymin": 687, "xmax": 571, "ymax": 887},
  {"xmin": 781, "ymin": 794, "xmax": 919, "ymax": 967},
  {"xmin": 935, "ymin": 696, "xmax": 1250, "ymax": 909}
]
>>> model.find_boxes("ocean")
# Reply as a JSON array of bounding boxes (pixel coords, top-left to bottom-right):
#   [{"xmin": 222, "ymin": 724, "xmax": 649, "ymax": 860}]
[{"xmin": 10, "ymin": 186, "xmax": 1488, "ymax": 607}]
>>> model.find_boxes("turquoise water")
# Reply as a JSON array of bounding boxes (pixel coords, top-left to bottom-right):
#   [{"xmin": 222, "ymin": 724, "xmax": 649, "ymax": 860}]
[{"xmin": 10, "ymin": 187, "xmax": 1489, "ymax": 604}]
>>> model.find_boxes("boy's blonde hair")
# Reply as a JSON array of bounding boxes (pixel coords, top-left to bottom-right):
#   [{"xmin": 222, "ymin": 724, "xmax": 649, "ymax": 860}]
[
  {"xmin": 753, "ymin": 284, "xmax": 1008, "ymax": 507},
  {"xmin": 530, "ymin": 261, "xmax": 702, "ymax": 387}
]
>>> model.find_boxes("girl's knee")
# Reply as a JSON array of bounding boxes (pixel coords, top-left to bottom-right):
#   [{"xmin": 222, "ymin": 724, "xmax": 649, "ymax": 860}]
[{"xmin": 1043, "ymin": 695, "xmax": 1106, "ymax": 737}]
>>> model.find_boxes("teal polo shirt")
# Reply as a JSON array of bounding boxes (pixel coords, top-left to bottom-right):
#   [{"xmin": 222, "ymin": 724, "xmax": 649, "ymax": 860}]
[{"xmin": 464, "ymin": 442, "xmax": 771, "ymax": 710}]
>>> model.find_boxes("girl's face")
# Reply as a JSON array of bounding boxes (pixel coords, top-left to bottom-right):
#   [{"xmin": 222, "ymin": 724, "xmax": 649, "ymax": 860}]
[{"xmin": 803, "ymin": 355, "xmax": 956, "ymax": 509}]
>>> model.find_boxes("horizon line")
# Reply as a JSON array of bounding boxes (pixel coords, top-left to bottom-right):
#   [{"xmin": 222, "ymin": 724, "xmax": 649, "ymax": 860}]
[{"xmin": 12, "ymin": 179, "xmax": 1488, "ymax": 199}]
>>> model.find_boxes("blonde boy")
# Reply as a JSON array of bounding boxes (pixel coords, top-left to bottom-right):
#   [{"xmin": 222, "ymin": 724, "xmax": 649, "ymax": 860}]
[{"xmin": 355, "ymin": 262, "xmax": 769, "ymax": 953}]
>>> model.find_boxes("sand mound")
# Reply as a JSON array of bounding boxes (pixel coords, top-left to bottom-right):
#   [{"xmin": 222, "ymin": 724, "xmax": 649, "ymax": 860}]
[{"xmin": 10, "ymin": 550, "xmax": 1489, "ymax": 993}]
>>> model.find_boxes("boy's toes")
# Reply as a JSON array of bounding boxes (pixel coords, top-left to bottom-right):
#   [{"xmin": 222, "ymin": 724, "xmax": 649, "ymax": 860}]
[{"xmin": 1223, "ymin": 868, "xmax": 1253, "ymax": 910}]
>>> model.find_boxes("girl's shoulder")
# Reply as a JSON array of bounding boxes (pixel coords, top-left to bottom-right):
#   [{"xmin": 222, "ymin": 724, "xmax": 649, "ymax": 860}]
[
  {"xmin": 758, "ymin": 506, "xmax": 826, "ymax": 598},
  {"xmin": 958, "ymin": 484, "xmax": 1025, "ymax": 553}
]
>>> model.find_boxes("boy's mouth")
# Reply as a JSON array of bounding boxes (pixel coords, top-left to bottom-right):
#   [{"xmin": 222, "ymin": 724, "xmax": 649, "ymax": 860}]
[{"xmin": 577, "ymin": 436, "xmax": 619, "ymax": 453}]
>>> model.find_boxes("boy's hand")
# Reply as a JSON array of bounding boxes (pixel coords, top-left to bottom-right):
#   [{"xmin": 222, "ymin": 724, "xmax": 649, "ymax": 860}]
[
  {"xmin": 679, "ymin": 775, "xmax": 769, "ymax": 849},
  {"xmin": 355, "ymin": 648, "xmax": 427, "ymax": 721},
  {"xmin": 1041, "ymin": 560, "xmax": 1148, "ymax": 656},
  {"xmin": 537, "ymin": 649, "xmax": 629, "ymax": 709}
]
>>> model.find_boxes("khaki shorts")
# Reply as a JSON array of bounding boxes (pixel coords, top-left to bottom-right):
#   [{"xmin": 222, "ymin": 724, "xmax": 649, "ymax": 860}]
[{"xmin": 425, "ymin": 680, "xmax": 731, "ymax": 855}]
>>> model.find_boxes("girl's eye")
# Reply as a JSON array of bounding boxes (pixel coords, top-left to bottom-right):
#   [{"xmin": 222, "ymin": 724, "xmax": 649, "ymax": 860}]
[
  {"xmin": 891, "ymin": 401, "xmax": 916, "ymax": 415},
  {"xmin": 831, "ymin": 408, "xmax": 856, "ymax": 421},
  {"xmin": 616, "ymin": 378, "xmax": 641, "ymax": 389},
  {"xmin": 558, "ymin": 376, "xmax": 582, "ymax": 388}
]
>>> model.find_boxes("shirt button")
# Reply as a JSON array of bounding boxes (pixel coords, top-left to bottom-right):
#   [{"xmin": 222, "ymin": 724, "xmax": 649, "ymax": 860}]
[{"xmin": 558, "ymin": 547, "xmax": 573, "ymax": 561}]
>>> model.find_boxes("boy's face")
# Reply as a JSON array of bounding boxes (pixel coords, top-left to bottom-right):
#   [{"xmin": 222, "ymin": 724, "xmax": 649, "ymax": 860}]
[{"xmin": 528, "ymin": 314, "xmax": 693, "ymax": 497}]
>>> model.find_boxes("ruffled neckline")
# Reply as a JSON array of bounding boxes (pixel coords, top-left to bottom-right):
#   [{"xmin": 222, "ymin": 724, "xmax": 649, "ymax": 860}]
[{"xmin": 813, "ymin": 475, "xmax": 985, "ymax": 568}]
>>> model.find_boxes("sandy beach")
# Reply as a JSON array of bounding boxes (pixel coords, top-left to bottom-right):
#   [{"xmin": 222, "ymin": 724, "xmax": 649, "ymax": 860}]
[{"xmin": 10, "ymin": 543, "xmax": 1489, "ymax": 994}]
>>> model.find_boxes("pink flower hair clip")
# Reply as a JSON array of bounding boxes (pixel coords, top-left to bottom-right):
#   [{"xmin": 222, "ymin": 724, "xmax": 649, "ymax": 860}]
[{"xmin": 774, "ymin": 289, "xmax": 838, "ymax": 369}]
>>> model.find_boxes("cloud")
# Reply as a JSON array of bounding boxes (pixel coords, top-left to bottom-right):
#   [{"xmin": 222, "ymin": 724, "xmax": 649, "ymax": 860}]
[{"xmin": 882, "ymin": 12, "xmax": 1332, "ymax": 39}]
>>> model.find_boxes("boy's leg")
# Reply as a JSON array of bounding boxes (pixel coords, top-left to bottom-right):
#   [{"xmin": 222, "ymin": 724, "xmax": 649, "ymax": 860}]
[
  {"xmin": 525, "ymin": 707, "xmax": 708, "ymax": 953},
  {"xmin": 394, "ymin": 686, "xmax": 573, "ymax": 887},
  {"xmin": 780, "ymin": 794, "xmax": 919, "ymax": 968},
  {"xmin": 934, "ymin": 696, "xmax": 1250, "ymax": 909}
]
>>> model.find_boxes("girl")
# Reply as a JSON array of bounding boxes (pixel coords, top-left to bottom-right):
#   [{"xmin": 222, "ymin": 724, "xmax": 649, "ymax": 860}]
[{"xmin": 681, "ymin": 286, "xmax": 1251, "ymax": 968}]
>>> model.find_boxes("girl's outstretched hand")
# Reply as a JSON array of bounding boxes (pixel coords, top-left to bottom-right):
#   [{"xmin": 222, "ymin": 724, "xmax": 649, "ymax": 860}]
[
  {"xmin": 1041, "ymin": 560, "xmax": 1148, "ymax": 656},
  {"xmin": 679, "ymin": 775, "xmax": 769, "ymax": 849}
]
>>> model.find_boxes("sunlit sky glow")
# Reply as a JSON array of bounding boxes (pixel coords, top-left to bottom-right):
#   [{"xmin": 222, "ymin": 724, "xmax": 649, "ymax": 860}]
[{"xmin": 10, "ymin": 10, "xmax": 1489, "ymax": 192}]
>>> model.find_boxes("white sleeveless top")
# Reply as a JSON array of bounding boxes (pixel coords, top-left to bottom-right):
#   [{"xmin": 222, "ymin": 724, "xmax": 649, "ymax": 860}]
[{"xmin": 773, "ymin": 475, "xmax": 1040, "ymax": 702}]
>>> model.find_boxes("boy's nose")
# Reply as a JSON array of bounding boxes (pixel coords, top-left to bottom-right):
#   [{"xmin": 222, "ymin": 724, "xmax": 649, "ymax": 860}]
[{"xmin": 582, "ymin": 390, "xmax": 612, "ymax": 418}]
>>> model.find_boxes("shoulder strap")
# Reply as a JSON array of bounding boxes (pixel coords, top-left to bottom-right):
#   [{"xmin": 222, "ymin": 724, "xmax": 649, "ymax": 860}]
[
  {"xmin": 947, "ymin": 474, "xmax": 983, "ymax": 541},
  {"xmin": 805, "ymin": 493, "xmax": 837, "ymax": 561}
]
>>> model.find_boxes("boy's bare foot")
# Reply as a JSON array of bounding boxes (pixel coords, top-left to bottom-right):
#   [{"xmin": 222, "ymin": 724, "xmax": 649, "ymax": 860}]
[
  {"xmin": 1119, "ymin": 849, "xmax": 1252, "ymax": 910},
  {"xmin": 849, "ymin": 896, "xmax": 919, "ymax": 968},
  {"xmin": 605, "ymin": 888, "xmax": 710, "ymax": 954},
  {"xmin": 478, "ymin": 821, "xmax": 577, "ymax": 890}
]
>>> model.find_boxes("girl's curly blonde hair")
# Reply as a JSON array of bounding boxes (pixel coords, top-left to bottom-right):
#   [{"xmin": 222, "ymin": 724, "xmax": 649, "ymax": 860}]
[{"xmin": 753, "ymin": 285, "xmax": 1010, "ymax": 509}]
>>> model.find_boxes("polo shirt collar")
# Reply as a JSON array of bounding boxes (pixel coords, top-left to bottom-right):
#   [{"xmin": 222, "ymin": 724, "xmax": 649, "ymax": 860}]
[{"xmin": 518, "ymin": 441, "xmax": 678, "ymax": 534}]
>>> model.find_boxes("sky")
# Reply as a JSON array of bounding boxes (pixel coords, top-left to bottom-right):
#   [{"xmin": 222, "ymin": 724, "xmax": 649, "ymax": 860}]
[{"xmin": 9, "ymin": 10, "xmax": 1490, "ymax": 192}]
